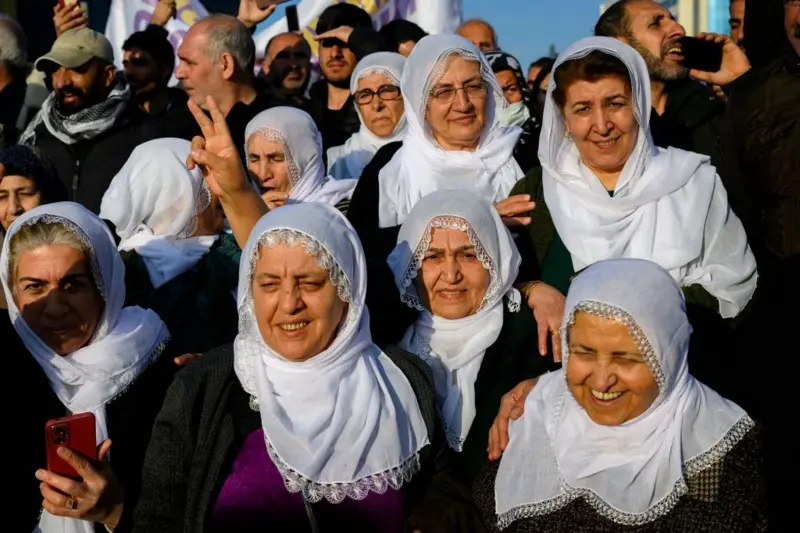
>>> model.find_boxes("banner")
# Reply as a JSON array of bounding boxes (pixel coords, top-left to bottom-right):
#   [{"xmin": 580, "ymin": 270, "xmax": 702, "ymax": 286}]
[
  {"xmin": 253, "ymin": 0, "xmax": 463, "ymax": 58},
  {"xmin": 105, "ymin": 0, "xmax": 209, "ymax": 82}
]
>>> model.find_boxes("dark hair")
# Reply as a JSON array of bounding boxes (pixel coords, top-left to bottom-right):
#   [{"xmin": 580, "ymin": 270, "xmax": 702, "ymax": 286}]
[
  {"xmin": 0, "ymin": 145, "xmax": 67, "ymax": 205},
  {"xmin": 528, "ymin": 56, "xmax": 553, "ymax": 71},
  {"xmin": 316, "ymin": 4, "xmax": 373, "ymax": 34},
  {"xmin": 595, "ymin": 0, "xmax": 639, "ymax": 38},
  {"xmin": 379, "ymin": 19, "xmax": 427, "ymax": 49},
  {"xmin": 552, "ymin": 51, "xmax": 632, "ymax": 110},
  {"xmin": 123, "ymin": 25, "xmax": 175, "ymax": 82}
]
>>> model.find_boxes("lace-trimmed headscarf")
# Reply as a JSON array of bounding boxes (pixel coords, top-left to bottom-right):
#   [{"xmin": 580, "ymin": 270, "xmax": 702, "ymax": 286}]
[
  {"xmin": 327, "ymin": 52, "xmax": 408, "ymax": 181},
  {"xmin": 495, "ymin": 258, "xmax": 753, "ymax": 528},
  {"xmin": 233, "ymin": 202, "xmax": 429, "ymax": 503},
  {"xmin": 376, "ymin": 34, "xmax": 525, "ymax": 228},
  {"xmin": 539, "ymin": 37, "xmax": 756, "ymax": 318},
  {"xmin": 244, "ymin": 107, "xmax": 357, "ymax": 207},
  {"xmin": 99, "ymin": 138, "xmax": 217, "ymax": 289},
  {"xmin": 0, "ymin": 202, "xmax": 169, "ymax": 533},
  {"xmin": 387, "ymin": 190, "xmax": 521, "ymax": 450}
]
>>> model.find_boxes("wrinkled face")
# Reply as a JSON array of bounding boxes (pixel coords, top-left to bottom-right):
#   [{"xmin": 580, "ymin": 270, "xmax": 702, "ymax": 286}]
[
  {"xmin": 566, "ymin": 311, "xmax": 659, "ymax": 426},
  {"xmin": 561, "ymin": 76, "xmax": 638, "ymax": 185},
  {"xmin": 48, "ymin": 59, "xmax": 114, "ymax": 115},
  {"xmin": 0, "ymin": 175, "xmax": 43, "ymax": 230},
  {"xmin": 426, "ymin": 57, "xmax": 488, "ymax": 151},
  {"xmin": 13, "ymin": 244, "xmax": 104, "ymax": 356},
  {"xmin": 787, "ymin": 1, "xmax": 800, "ymax": 57},
  {"xmin": 356, "ymin": 73, "xmax": 405, "ymax": 137},
  {"xmin": 495, "ymin": 69, "xmax": 523, "ymax": 104},
  {"xmin": 319, "ymin": 38, "xmax": 357, "ymax": 84},
  {"xmin": 415, "ymin": 226, "xmax": 491, "ymax": 320},
  {"xmin": 176, "ymin": 27, "xmax": 224, "ymax": 107},
  {"xmin": 457, "ymin": 21, "xmax": 496, "ymax": 52},
  {"xmin": 122, "ymin": 47, "xmax": 164, "ymax": 97},
  {"xmin": 729, "ymin": 0, "xmax": 745, "ymax": 47},
  {"xmin": 252, "ymin": 242, "xmax": 348, "ymax": 362},
  {"xmin": 264, "ymin": 33, "xmax": 311, "ymax": 91},
  {"xmin": 246, "ymin": 136, "xmax": 292, "ymax": 195},
  {"xmin": 623, "ymin": 0, "xmax": 687, "ymax": 82}
]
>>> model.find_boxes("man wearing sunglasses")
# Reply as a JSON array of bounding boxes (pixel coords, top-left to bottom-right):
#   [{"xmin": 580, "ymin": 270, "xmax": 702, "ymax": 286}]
[{"xmin": 308, "ymin": 3, "xmax": 390, "ymax": 152}]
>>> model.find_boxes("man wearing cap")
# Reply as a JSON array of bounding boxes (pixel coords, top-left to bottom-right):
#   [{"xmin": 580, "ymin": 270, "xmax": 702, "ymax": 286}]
[
  {"xmin": 308, "ymin": 3, "xmax": 390, "ymax": 152},
  {"xmin": 19, "ymin": 27, "xmax": 161, "ymax": 214}
]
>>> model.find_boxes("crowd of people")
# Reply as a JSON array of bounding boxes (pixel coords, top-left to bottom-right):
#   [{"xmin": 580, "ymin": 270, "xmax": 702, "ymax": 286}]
[{"xmin": 1, "ymin": 0, "xmax": 797, "ymax": 531}]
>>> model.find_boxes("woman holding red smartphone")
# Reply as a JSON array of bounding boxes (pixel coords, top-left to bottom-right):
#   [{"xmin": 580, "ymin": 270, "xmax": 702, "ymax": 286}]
[{"xmin": 2, "ymin": 203, "xmax": 174, "ymax": 532}]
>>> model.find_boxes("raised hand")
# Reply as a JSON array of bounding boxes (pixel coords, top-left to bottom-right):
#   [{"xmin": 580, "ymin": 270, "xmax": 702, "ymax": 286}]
[
  {"xmin": 53, "ymin": 2, "xmax": 89, "ymax": 37},
  {"xmin": 237, "ymin": 0, "xmax": 278, "ymax": 29},
  {"xmin": 313, "ymin": 26, "xmax": 355, "ymax": 45},
  {"xmin": 150, "ymin": 0, "xmax": 177, "ymax": 27},
  {"xmin": 495, "ymin": 194, "xmax": 535, "ymax": 228}
]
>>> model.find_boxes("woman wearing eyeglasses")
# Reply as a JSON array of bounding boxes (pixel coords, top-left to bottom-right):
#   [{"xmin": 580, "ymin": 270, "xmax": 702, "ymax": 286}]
[
  {"xmin": 347, "ymin": 34, "xmax": 566, "ymax": 353},
  {"xmin": 327, "ymin": 52, "xmax": 407, "ymax": 181}
]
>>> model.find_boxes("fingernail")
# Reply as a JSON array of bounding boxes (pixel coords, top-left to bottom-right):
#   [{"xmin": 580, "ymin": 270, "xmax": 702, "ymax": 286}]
[
  {"xmin": 56, "ymin": 446, "xmax": 68, "ymax": 458},
  {"xmin": 35, "ymin": 470, "xmax": 45, "ymax": 480},
  {"xmin": 191, "ymin": 150, "xmax": 199, "ymax": 158},
  {"xmin": 511, "ymin": 407, "xmax": 521, "ymax": 416}
]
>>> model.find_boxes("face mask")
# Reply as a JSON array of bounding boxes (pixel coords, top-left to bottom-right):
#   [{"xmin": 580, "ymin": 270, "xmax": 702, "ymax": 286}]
[{"xmin": 497, "ymin": 100, "xmax": 531, "ymax": 127}]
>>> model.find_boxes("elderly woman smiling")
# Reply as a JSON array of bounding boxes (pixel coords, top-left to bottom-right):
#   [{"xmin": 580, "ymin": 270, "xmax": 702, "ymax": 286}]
[
  {"xmin": 133, "ymin": 203, "xmax": 436, "ymax": 532},
  {"xmin": 475, "ymin": 259, "xmax": 766, "ymax": 532},
  {"xmin": 2, "ymin": 202, "xmax": 171, "ymax": 532},
  {"xmin": 388, "ymin": 190, "xmax": 553, "ymax": 479},
  {"xmin": 245, "ymin": 107, "xmax": 357, "ymax": 213},
  {"xmin": 327, "ymin": 52, "xmax": 408, "ymax": 181}
]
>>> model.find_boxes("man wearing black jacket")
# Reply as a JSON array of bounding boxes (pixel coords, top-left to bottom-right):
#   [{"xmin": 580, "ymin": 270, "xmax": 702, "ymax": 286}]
[
  {"xmin": 309, "ymin": 4, "xmax": 390, "ymax": 152},
  {"xmin": 19, "ymin": 28, "xmax": 160, "ymax": 214}
]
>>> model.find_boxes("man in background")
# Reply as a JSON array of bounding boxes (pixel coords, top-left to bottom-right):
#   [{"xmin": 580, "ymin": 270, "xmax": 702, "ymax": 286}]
[
  {"xmin": 526, "ymin": 56, "xmax": 552, "ymax": 90},
  {"xmin": 259, "ymin": 31, "xmax": 312, "ymax": 111},
  {"xmin": 379, "ymin": 19, "xmax": 427, "ymax": 56},
  {"xmin": 0, "ymin": 15, "xmax": 29, "ymax": 148},
  {"xmin": 730, "ymin": 0, "xmax": 746, "ymax": 47},
  {"xmin": 456, "ymin": 18, "xmax": 498, "ymax": 52}
]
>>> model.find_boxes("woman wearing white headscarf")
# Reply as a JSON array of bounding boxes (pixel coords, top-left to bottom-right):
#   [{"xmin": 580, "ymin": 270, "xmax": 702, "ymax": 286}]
[
  {"xmin": 347, "ymin": 34, "xmax": 564, "ymax": 348},
  {"xmin": 327, "ymin": 52, "xmax": 408, "ymax": 181},
  {"xmin": 3, "ymin": 202, "xmax": 172, "ymax": 532},
  {"xmin": 475, "ymin": 258, "xmax": 766, "ymax": 532},
  {"xmin": 388, "ymin": 190, "xmax": 552, "ymax": 474},
  {"xmin": 244, "ymin": 107, "xmax": 357, "ymax": 214},
  {"xmin": 99, "ymin": 138, "xmax": 239, "ymax": 356},
  {"xmin": 133, "ymin": 203, "xmax": 437, "ymax": 532}
]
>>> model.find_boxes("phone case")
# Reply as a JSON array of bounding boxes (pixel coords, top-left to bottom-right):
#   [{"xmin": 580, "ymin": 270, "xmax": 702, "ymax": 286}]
[
  {"xmin": 45, "ymin": 413, "xmax": 97, "ymax": 480},
  {"xmin": 679, "ymin": 37, "xmax": 723, "ymax": 73}
]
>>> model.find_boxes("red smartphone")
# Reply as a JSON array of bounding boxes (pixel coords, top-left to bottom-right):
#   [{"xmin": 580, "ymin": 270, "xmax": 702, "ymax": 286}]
[
  {"xmin": 678, "ymin": 36, "xmax": 723, "ymax": 72},
  {"xmin": 45, "ymin": 413, "xmax": 97, "ymax": 480},
  {"xmin": 256, "ymin": 0, "xmax": 292, "ymax": 9}
]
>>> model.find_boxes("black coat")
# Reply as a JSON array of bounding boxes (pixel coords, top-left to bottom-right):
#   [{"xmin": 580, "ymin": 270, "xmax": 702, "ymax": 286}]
[
  {"xmin": 346, "ymin": 141, "xmax": 543, "ymax": 345},
  {"xmin": 132, "ymin": 343, "xmax": 440, "ymax": 533},
  {"xmin": 29, "ymin": 110, "xmax": 162, "ymax": 214}
]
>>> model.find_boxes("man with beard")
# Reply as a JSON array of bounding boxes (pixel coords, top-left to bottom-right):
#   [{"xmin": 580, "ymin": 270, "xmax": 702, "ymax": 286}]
[
  {"xmin": 18, "ymin": 28, "xmax": 161, "ymax": 214},
  {"xmin": 258, "ymin": 31, "xmax": 312, "ymax": 111},
  {"xmin": 595, "ymin": 0, "xmax": 751, "ymax": 213},
  {"xmin": 309, "ymin": 3, "xmax": 390, "ymax": 152},
  {"xmin": 122, "ymin": 25, "xmax": 187, "ymax": 118}
]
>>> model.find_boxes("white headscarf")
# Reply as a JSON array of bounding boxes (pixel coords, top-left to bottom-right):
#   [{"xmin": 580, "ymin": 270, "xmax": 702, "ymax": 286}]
[
  {"xmin": 0, "ymin": 203, "xmax": 169, "ymax": 533},
  {"xmin": 233, "ymin": 203, "xmax": 429, "ymax": 503},
  {"xmin": 327, "ymin": 52, "xmax": 408, "ymax": 181},
  {"xmin": 388, "ymin": 190, "xmax": 521, "ymax": 451},
  {"xmin": 244, "ymin": 107, "xmax": 357, "ymax": 207},
  {"xmin": 539, "ymin": 37, "xmax": 757, "ymax": 318},
  {"xmin": 495, "ymin": 258, "xmax": 753, "ymax": 528},
  {"xmin": 99, "ymin": 138, "xmax": 217, "ymax": 289},
  {"xmin": 377, "ymin": 34, "xmax": 524, "ymax": 228}
]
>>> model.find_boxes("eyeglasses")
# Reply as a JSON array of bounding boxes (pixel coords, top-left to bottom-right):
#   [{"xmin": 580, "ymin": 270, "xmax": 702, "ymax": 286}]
[
  {"xmin": 428, "ymin": 82, "xmax": 488, "ymax": 104},
  {"xmin": 355, "ymin": 84, "xmax": 402, "ymax": 105}
]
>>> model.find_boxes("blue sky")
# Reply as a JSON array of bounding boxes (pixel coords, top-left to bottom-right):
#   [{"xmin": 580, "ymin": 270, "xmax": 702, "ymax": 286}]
[
  {"xmin": 262, "ymin": 0, "xmax": 604, "ymax": 70},
  {"xmin": 461, "ymin": 0, "xmax": 604, "ymax": 68}
]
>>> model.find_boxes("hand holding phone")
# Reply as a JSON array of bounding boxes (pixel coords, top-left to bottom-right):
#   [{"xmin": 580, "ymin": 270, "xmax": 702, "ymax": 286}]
[
  {"xmin": 681, "ymin": 33, "xmax": 751, "ymax": 87},
  {"xmin": 45, "ymin": 413, "xmax": 97, "ymax": 479},
  {"xmin": 54, "ymin": 0, "xmax": 89, "ymax": 38}
]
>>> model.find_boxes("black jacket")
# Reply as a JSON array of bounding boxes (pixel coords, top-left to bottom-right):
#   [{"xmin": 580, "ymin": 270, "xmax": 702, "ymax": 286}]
[
  {"xmin": 30, "ymin": 110, "xmax": 162, "ymax": 214},
  {"xmin": 132, "ymin": 343, "xmax": 440, "ymax": 533}
]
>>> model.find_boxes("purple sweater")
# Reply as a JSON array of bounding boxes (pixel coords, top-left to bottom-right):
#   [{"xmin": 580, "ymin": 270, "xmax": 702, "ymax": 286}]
[{"xmin": 208, "ymin": 429, "xmax": 408, "ymax": 532}]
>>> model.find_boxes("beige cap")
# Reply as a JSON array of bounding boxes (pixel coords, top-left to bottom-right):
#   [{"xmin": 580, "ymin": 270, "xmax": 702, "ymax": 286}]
[{"xmin": 35, "ymin": 28, "xmax": 115, "ymax": 72}]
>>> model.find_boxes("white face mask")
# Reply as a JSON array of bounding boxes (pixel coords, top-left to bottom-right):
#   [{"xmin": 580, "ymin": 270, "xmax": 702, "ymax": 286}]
[{"xmin": 497, "ymin": 100, "xmax": 531, "ymax": 127}]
